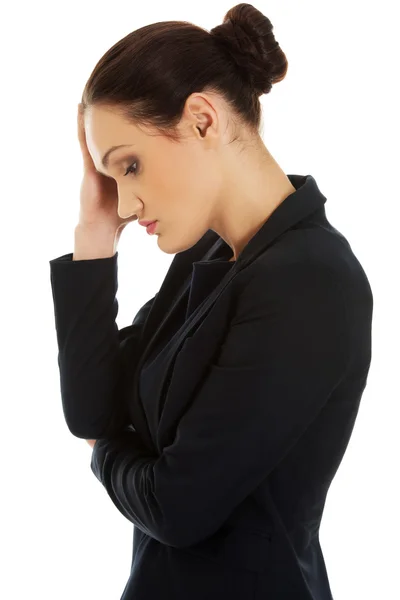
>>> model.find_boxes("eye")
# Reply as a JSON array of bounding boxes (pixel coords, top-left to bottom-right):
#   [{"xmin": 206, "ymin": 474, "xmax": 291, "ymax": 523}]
[{"xmin": 124, "ymin": 160, "xmax": 139, "ymax": 177}]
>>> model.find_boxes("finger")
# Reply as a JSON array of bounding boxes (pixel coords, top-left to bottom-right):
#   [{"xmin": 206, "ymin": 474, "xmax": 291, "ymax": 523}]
[{"xmin": 77, "ymin": 104, "xmax": 96, "ymax": 172}]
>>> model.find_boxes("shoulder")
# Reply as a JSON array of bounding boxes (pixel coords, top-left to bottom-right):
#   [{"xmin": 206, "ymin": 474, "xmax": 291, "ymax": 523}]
[
  {"xmin": 234, "ymin": 258, "xmax": 344, "ymax": 320},
  {"xmin": 234, "ymin": 223, "xmax": 365, "ymax": 299},
  {"xmin": 237, "ymin": 230, "xmax": 344, "ymax": 294}
]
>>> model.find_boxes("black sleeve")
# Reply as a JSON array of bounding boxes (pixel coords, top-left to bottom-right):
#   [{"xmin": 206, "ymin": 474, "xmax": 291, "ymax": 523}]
[
  {"xmin": 90, "ymin": 260, "xmax": 350, "ymax": 548},
  {"xmin": 49, "ymin": 251, "xmax": 156, "ymax": 439}
]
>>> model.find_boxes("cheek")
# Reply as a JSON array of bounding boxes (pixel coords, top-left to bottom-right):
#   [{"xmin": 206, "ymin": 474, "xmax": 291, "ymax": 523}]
[
  {"xmin": 154, "ymin": 148, "xmax": 218, "ymax": 214},
  {"xmin": 156, "ymin": 157, "xmax": 195, "ymax": 201}
]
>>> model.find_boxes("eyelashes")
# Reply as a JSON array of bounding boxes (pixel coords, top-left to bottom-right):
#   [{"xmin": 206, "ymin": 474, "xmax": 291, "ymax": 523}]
[{"xmin": 124, "ymin": 160, "xmax": 139, "ymax": 177}]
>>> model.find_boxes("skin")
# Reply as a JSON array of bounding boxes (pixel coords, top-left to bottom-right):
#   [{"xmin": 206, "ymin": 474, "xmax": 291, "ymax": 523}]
[{"xmin": 84, "ymin": 90, "xmax": 296, "ymax": 448}]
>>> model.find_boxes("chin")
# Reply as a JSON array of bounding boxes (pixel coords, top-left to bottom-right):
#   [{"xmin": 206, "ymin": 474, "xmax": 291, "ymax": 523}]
[{"xmin": 156, "ymin": 227, "xmax": 207, "ymax": 255}]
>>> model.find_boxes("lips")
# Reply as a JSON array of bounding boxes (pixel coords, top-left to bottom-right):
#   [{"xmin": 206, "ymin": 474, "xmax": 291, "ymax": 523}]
[
  {"xmin": 139, "ymin": 220, "xmax": 157, "ymax": 227},
  {"xmin": 146, "ymin": 221, "xmax": 158, "ymax": 234}
]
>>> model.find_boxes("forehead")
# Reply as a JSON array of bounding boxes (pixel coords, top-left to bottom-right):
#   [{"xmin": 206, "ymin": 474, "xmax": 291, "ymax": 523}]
[
  {"xmin": 84, "ymin": 106, "xmax": 140, "ymax": 147},
  {"xmin": 83, "ymin": 106, "xmax": 146, "ymax": 171}
]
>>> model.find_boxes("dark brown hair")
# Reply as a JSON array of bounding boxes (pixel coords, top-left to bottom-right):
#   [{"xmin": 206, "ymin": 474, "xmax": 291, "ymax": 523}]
[{"xmin": 81, "ymin": 3, "xmax": 288, "ymax": 144}]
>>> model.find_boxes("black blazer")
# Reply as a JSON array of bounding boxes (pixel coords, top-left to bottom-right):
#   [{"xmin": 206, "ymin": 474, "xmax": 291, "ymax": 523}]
[{"xmin": 49, "ymin": 174, "xmax": 373, "ymax": 600}]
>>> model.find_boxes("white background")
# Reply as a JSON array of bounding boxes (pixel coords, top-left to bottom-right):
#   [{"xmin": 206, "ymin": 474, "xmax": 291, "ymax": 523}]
[{"xmin": 1, "ymin": 1, "xmax": 398, "ymax": 599}]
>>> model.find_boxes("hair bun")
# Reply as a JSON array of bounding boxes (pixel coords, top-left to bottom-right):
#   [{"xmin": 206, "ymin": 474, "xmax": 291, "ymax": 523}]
[{"xmin": 210, "ymin": 3, "xmax": 288, "ymax": 95}]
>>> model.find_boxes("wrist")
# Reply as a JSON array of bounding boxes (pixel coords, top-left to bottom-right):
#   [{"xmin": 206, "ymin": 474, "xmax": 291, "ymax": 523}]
[{"xmin": 73, "ymin": 224, "xmax": 118, "ymax": 260}]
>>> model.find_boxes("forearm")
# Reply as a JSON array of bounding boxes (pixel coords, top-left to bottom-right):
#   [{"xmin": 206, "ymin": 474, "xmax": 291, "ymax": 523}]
[{"xmin": 49, "ymin": 232, "xmax": 129, "ymax": 439}]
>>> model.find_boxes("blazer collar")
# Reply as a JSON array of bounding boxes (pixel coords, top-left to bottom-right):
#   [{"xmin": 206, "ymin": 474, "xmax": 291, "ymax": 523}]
[{"xmin": 205, "ymin": 173, "xmax": 327, "ymax": 268}]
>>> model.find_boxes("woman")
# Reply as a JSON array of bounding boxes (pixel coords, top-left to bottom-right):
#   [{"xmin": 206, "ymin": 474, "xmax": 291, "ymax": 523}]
[{"xmin": 49, "ymin": 4, "xmax": 373, "ymax": 599}]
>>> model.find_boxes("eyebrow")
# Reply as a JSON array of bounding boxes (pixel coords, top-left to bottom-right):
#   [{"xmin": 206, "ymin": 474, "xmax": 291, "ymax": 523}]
[{"xmin": 101, "ymin": 144, "xmax": 133, "ymax": 170}]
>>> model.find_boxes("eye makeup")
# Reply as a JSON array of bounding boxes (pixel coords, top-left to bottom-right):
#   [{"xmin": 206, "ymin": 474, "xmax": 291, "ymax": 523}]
[{"xmin": 124, "ymin": 159, "xmax": 140, "ymax": 177}]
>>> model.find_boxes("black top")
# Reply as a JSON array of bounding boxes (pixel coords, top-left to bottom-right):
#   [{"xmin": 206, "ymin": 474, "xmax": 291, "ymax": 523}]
[
  {"xmin": 141, "ymin": 253, "xmax": 234, "ymax": 432},
  {"xmin": 49, "ymin": 174, "xmax": 373, "ymax": 600}
]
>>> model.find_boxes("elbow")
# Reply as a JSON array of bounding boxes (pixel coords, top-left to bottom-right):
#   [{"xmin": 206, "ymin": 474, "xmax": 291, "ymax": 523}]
[
  {"xmin": 63, "ymin": 405, "xmax": 129, "ymax": 440},
  {"xmin": 160, "ymin": 529, "xmax": 195, "ymax": 549},
  {"xmin": 65, "ymin": 421, "xmax": 99, "ymax": 440},
  {"xmin": 160, "ymin": 515, "xmax": 219, "ymax": 549},
  {"xmin": 153, "ymin": 483, "xmax": 224, "ymax": 548},
  {"xmin": 64, "ymin": 417, "xmax": 122, "ymax": 441},
  {"xmin": 62, "ymin": 402, "xmax": 105, "ymax": 439}
]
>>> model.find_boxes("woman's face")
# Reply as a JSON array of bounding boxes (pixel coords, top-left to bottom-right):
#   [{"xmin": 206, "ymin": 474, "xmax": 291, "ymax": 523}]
[{"xmin": 83, "ymin": 98, "xmax": 225, "ymax": 255}]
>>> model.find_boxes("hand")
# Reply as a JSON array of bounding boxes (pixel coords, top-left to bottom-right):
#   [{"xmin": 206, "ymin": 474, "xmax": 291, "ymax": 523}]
[
  {"xmin": 86, "ymin": 439, "xmax": 97, "ymax": 449},
  {"xmin": 77, "ymin": 103, "xmax": 138, "ymax": 233}
]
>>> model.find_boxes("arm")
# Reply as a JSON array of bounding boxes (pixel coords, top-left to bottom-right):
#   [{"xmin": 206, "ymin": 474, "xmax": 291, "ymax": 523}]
[
  {"xmin": 49, "ymin": 250, "xmax": 156, "ymax": 439},
  {"xmin": 90, "ymin": 260, "xmax": 350, "ymax": 548}
]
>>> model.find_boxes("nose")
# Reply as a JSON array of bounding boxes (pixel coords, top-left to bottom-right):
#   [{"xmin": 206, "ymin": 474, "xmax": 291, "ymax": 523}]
[
  {"xmin": 118, "ymin": 199, "xmax": 141, "ymax": 221},
  {"xmin": 118, "ymin": 209, "xmax": 136, "ymax": 220}
]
